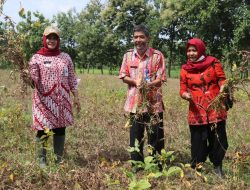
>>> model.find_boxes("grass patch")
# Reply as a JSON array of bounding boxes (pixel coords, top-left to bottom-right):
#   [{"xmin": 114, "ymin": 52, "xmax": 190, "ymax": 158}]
[{"xmin": 0, "ymin": 69, "xmax": 249, "ymax": 189}]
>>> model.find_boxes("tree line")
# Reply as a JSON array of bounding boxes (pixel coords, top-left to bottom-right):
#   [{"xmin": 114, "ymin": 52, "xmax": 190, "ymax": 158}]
[{"xmin": 0, "ymin": 0, "xmax": 249, "ymax": 77}]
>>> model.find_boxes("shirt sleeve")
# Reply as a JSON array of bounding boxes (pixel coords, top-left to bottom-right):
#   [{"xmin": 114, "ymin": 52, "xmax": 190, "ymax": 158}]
[
  {"xmin": 28, "ymin": 55, "xmax": 40, "ymax": 85},
  {"xmin": 119, "ymin": 53, "xmax": 130, "ymax": 79},
  {"xmin": 214, "ymin": 62, "xmax": 226, "ymax": 87},
  {"xmin": 180, "ymin": 68, "xmax": 188, "ymax": 97},
  {"xmin": 67, "ymin": 54, "xmax": 78, "ymax": 91},
  {"xmin": 156, "ymin": 53, "xmax": 167, "ymax": 82}
]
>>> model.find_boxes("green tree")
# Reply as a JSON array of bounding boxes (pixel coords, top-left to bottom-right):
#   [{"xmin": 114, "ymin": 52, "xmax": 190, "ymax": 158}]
[
  {"xmin": 159, "ymin": 0, "xmax": 187, "ymax": 77},
  {"xmin": 16, "ymin": 11, "xmax": 50, "ymax": 61},
  {"xmin": 76, "ymin": 0, "xmax": 106, "ymax": 73},
  {"xmin": 159, "ymin": 0, "xmax": 250, "ymax": 75},
  {"xmin": 102, "ymin": 0, "xmax": 152, "ymax": 47},
  {"xmin": 232, "ymin": 1, "xmax": 250, "ymax": 51},
  {"xmin": 102, "ymin": 0, "xmax": 164, "ymax": 72},
  {"xmin": 53, "ymin": 9, "xmax": 78, "ymax": 63}
]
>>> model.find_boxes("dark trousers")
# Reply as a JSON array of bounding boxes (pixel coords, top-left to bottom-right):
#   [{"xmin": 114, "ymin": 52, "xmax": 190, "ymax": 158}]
[
  {"xmin": 36, "ymin": 127, "xmax": 66, "ymax": 138},
  {"xmin": 36, "ymin": 127, "xmax": 66, "ymax": 163},
  {"xmin": 189, "ymin": 120, "xmax": 228, "ymax": 168},
  {"xmin": 130, "ymin": 112, "xmax": 164, "ymax": 162}
]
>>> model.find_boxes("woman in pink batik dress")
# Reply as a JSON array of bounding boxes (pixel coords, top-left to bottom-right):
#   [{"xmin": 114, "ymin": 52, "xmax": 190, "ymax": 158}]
[{"xmin": 28, "ymin": 26, "xmax": 81, "ymax": 166}]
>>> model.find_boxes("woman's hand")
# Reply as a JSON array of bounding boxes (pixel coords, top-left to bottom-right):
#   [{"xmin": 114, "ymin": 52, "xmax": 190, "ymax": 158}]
[
  {"xmin": 220, "ymin": 85, "xmax": 225, "ymax": 93},
  {"xmin": 72, "ymin": 90, "xmax": 81, "ymax": 114},
  {"xmin": 73, "ymin": 97, "xmax": 81, "ymax": 114},
  {"xmin": 21, "ymin": 69, "xmax": 34, "ymax": 88},
  {"xmin": 182, "ymin": 92, "xmax": 192, "ymax": 101}
]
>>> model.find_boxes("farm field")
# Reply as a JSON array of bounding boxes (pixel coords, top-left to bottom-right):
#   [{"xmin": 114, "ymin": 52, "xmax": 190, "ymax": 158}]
[{"xmin": 0, "ymin": 69, "xmax": 249, "ymax": 189}]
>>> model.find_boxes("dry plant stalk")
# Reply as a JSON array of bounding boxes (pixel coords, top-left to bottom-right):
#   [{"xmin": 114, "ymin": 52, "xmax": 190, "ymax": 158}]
[
  {"xmin": 133, "ymin": 79, "xmax": 164, "ymax": 128},
  {"xmin": 209, "ymin": 51, "xmax": 250, "ymax": 112},
  {"xmin": 0, "ymin": 3, "xmax": 33, "ymax": 94}
]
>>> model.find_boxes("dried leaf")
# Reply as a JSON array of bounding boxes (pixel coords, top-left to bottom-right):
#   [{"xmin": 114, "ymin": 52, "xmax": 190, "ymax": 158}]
[
  {"xmin": 9, "ymin": 173, "xmax": 14, "ymax": 182},
  {"xmin": 73, "ymin": 182, "xmax": 82, "ymax": 190},
  {"xmin": 124, "ymin": 120, "xmax": 131, "ymax": 128}
]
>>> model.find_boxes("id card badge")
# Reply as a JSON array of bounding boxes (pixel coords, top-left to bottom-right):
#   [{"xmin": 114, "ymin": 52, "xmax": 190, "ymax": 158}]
[
  {"xmin": 44, "ymin": 61, "xmax": 51, "ymax": 67},
  {"xmin": 64, "ymin": 67, "xmax": 69, "ymax": 77}
]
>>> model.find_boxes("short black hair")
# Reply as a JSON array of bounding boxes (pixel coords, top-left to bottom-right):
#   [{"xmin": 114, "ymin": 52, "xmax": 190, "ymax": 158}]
[{"xmin": 133, "ymin": 24, "xmax": 150, "ymax": 37}]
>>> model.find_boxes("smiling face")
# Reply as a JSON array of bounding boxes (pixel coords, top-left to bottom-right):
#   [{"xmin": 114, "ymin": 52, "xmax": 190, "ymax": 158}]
[
  {"xmin": 187, "ymin": 45, "xmax": 198, "ymax": 62},
  {"xmin": 133, "ymin": 31, "xmax": 149, "ymax": 55},
  {"xmin": 46, "ymin": 33, "xmax": 59, "ymax": 50}
]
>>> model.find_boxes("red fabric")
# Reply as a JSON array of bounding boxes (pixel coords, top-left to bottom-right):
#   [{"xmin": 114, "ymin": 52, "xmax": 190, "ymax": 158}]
[
  {"xmin": 37, "ymin": 35, "xmax": 61, "ymax": 56},
  {"xmin": 182, "ymin": 38, "xmax": 216, "ymax": 73},
  {"xmin": 180, "ymin": 38, "xmax": 227, "ymax": 125}
]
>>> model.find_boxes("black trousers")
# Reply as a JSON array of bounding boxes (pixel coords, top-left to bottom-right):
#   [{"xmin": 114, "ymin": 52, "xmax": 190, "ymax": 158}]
[
  {"xmin": 189, "ymin": 120, "xmax": 228, "ymax": 168},
  {"xmin": 130, "ymin": 112, "xmax": 164, "ymax": 162},
  {"xmin": 36, "ymin": 127, "xmax": 66, "ymax": 138}
]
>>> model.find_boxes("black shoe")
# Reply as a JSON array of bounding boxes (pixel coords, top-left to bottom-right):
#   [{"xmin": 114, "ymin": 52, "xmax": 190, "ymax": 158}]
[{"xmin": 214, "ymin": 165, "xmax": 224, "ymax": 178}]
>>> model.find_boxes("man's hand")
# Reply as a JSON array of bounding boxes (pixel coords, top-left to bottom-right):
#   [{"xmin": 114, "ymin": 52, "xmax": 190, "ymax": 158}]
[{"xmin": 135, "ymin": 78, "xmax": 143, "ymax": 89}]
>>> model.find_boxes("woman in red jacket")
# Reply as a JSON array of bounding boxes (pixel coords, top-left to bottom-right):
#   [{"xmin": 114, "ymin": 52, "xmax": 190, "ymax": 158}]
[{"xmin": 180, "ymin": 38, "xmax": 228, "ymax": 177}]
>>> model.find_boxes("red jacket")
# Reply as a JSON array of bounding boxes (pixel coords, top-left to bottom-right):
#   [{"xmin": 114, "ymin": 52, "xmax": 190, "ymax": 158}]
[{"xmin": 180, "ymin": 62, "xmax": 227, "ymax": 125}]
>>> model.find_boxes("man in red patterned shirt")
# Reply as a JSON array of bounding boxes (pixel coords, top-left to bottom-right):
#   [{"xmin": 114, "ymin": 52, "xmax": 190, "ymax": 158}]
[{"xmin": 119, "ymin": 24, "xmax": 166, "ymax": 169}]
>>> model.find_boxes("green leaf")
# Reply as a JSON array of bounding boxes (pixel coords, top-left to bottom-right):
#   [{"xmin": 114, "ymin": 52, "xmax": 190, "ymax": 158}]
[
  {"xmin": 127, "ymin": 146, "xmax": 135, "ymax": 152},
  {"xmin": 33, "ymin": 21, "xmax": 41, "ymax": 28},
  {"xmin": 128, "ymin": 139, "xmax": 140, "ymax": 153},
  {"xmin": 124, "ymin": 171, "xmax": 134, "ymax": 178},
  {"xmin": 128, "ymin": 160, "xmax": 144, "ymax": 168},
  {"xmin": 165, "ymin": 151, "xmax": 175, "ymax": 158},
  {"xmin": 165, "ymin": 166, "xmax": 183, "ymax": 177},
  {"xmin": 134, "ymin": 147, "xmax": 140, "ymax": 153},
  {"xmin": 19, "ymin": 8, "xmax": 25, "ymax": 18},
  {"xmin": 129, "ymin": 179, "xmax": 151, "ymax": 190},
  {"xmin": 134, "ymin": 139, "xmax": 140, "ymax": 148},
  {"xmin": 144, "ymin": 156, "xmax": 154, "ymax": 164},
  {"xmin": 144, "ymin": 163, "xmax": 157, "ymax": 171},
  {"xmin": 170, "ymin": 155, "xmax": 176, "ymax": 162},
  {"xmin": 147, "ymin": 172, "xmax": 162, "ymax": 178},
  {"xmin": 160, "ymin": 150, "xmax": 175, "ymax": 158}
]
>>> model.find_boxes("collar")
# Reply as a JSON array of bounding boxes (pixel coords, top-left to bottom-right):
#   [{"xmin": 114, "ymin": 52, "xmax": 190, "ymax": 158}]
[{"xmin": 133, "ymin": 47, "xmax": 153, "ymax": 58}]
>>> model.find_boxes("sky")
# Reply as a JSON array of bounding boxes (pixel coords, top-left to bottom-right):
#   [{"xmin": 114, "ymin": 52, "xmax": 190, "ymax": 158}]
[{"xmin": 1, "ymin": 0, "xmax": 100, "ymax": 23}]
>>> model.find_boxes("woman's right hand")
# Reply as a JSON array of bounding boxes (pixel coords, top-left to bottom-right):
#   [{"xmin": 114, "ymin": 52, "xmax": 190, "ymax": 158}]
[
  {"xmin": 21, "ymin": 69, "xmax": 34, "ymax": 87},
  {"xmin": 21, "ymin": 69, "xmax": 30, "ymax": 78},
  {"xmin": 182, "ymin": 92, "xmax": 192, "ymax": 101}
]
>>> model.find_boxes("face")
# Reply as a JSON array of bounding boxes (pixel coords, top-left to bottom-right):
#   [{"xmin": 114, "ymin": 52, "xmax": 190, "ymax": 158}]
[
  {"xmin": 187, "ymin": 45, "xmax": 198, "ymax": 62},
  {"xmin": 46, "ymin": 34, "xmax": 58, "ymax": 50},
  {"xmin": 133, "ymin": 31, "xmax": 149, "ymax": 54}
]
